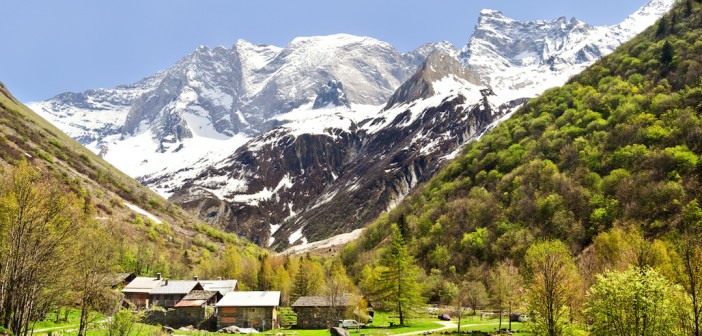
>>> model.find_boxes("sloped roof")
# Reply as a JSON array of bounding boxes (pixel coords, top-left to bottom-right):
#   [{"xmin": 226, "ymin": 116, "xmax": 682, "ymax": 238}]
[
  {"xmin": 292, "ymin": 295, "xmax": 358, "ymax": 308},
  {"xmin": 122, "ymin": 277, "xmax": 161, "ymax": 293},
  {"xmin": 182, "ymin": 290, "xmax": 219, "ymax": 301},
  {"xmin": 175, "ymin": 299, "xmax": 207, "ymax": 308},
  {"xmin": 108, "ymin": 273, "xmax": 135, "ymax": 285},
  {"xmin": 199, "ymin": 280, "xmax": 238, "ymax": 295},
  {"xmin": 150, "ymin": 280, "xmax": 201, "ymax": 295},
  {"xmin": 216, "ymin": 291, "xmax": 281, "ymax": 307}
]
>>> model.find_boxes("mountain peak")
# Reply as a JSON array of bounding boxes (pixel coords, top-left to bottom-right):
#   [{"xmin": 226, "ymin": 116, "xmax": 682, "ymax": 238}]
[
  {"xmin": 288, "ymin": 33, "xmax": 377, "ymax": 48},
  {"xmin": 479, "ymin": 9, "xmax": 505, "ymax": 18},
  {"xmin": 616, "ymin": 0, "xmax": 676, "ymax": 34},
  {"xmin": 384, "ymin": 50, "xmax": 479, "ymax": 109}
]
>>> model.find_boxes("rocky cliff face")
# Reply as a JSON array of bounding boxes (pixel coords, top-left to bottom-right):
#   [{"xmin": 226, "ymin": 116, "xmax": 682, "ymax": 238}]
[
  {"xmin": 385, "ymin": 51, "xmax": 480, "ymax": 108},
  {"xmin": 29, "ymin": 0, "xmax": 675, "ymax": 248},
  {"xmin": 313, "ymin": 81, "xmax": 350, "ymax": 109}
]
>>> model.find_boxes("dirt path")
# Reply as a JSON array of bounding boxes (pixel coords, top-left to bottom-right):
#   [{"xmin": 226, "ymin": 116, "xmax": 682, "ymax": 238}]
[
  {"xmin": 393, "ymin": 320, "xmax": 501, "ymax": 336},
  {"xmin": 393, "ymin": 321, "xmax": 457, "ymax": 336}
]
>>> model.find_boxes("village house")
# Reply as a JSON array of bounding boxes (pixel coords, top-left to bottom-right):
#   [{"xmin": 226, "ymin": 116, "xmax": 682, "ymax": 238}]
[
  {"xmin": 168, "ymin": 290, "xmax": 222, "ymax": 326},
  {"xmin": 122, "ymin": 274, "xmax": 163, "ymax": 308},
  {"xmin": 216, "ymin": 291, "xmax": 281, "ymax": 331},
  {"xmin": 292, "ymin": 295, "xmax": 365, "ymax": 329},
  {"xmin": 150, "ymin": 280, "xmax": 203, "ymax": 308},
  {"xmin": 177, "ymin": 290, "xmax": 222, "ymax": 307}
]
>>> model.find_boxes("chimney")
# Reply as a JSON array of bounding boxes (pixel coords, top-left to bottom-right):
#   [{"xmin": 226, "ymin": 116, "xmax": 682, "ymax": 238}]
[
  {"xmin": 157, "ymin": 273, "xmax": 162, "ymax": 280},
  {"xmin": 194, "ymin": 276, "xmax": 199, "ymax": 281},
  {"xmin": 165, "ymin": 279, "xmax": 169, "ymax": 285}
]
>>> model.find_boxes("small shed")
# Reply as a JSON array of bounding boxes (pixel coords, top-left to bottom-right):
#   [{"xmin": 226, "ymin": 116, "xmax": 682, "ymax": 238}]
[
  {"xmin": 216, "ymin": 291, "xmax": 281, "ymax": 331},
  {"xmin": 180, "ymin": 290, "xmax": 222, "ymax": 306}
]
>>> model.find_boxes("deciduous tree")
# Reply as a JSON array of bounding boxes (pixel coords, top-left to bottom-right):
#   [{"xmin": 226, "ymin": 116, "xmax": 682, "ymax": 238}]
[
  {"xmin": 0, "ymin": 164, "xmax": 83, "ymax": 336},
  {"xmin": 524, "ymin": 240, "xmax": 581, "ymax": 336},
  {"xmin": 672, "ymin": 200, "xmax": 702, "ymax": 336},
  {"xmin": 463, "ymin": 281, "xmax": 489, "ymax": 315},
  {"xmin": 585, "ymin": 267, "xmax": 685, "ymax": 336},
  {"xmin": 75, "ymin": 221, "xmax": 120, "ymax": 336},
  {"xmin": 489, "ymin": 260, "xmax": 521, "ymax": 332}
]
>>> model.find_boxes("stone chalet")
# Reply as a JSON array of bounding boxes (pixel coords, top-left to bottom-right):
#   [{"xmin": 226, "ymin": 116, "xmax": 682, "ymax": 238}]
[
  {"xmin": 176, "ymin": 290, "xmax": 222, "ymax": 307},
  {"xmin": 216, "ymin": 291, "xmax": 281, "ymax": 331},
  {"xmin": 150, "ymin": 280, "xmax": 203, "ymax": 308},
  {"xmin": 292, "ymin": 295, "xmax": 362, "ymax": 329}
]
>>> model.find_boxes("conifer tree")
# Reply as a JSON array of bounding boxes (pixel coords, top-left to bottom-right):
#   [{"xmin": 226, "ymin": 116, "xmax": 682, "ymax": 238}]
[
  {"xmin": 661, "ymin": 40, "xmax": 675, "ymax": 65},
  {"xmin": 371, "ymin": 224, "xmax": 425, "ymax": 326}
]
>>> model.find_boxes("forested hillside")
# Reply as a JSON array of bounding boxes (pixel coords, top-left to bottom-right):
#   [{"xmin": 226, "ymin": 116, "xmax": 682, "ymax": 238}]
[
  {"xmin": 0, "ymin": 82, "xmax": 265, "ymax": 275},
  {"xmin": 0, "ymin": 83, "xmax": 271, "ymax": 335},
  {"xmin": 341, "ymin": 3, "xmax": 702, "ymax": 334},
  {"xmin": 343, "ymin": 0, "xmax": 702, "ymax": 278}
]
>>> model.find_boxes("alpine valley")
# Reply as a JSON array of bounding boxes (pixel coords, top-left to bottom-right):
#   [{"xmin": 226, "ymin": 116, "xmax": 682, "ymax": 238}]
[{"xmin": 30, "ymin": 0, "xmax": 674, "ymax": 249}]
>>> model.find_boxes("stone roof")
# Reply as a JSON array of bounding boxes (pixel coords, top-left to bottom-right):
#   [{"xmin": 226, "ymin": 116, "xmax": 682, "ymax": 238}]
[
  {"xmin": 291, "ymin": 295, "xmax": 358, "ymax": 308},
  {"xmin": 110, "ymin": 273, "xmax": 134, "ymax": 283},
  {"xmin": 122, "ymin": 277, "xmax": 161, "ymax": 293},
  {"xmin": 199, "ymin": 279, "xmax": 238, "ymax": 295},
  {"xmin": 182, "ymin": 290, "xmax": 219, "ymax": 301},
  {"xmin": 150, "ymin": 280, "xmax": 201, "ymax": 295},
  {"xmin": 216, "ymin": 291, "xmax": 281, "ymax": 307}
]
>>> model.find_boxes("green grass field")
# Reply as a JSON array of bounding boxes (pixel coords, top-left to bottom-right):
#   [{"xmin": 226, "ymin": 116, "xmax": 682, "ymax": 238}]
[
  {"xmin": 31, "ymin": 309, "xmax": 106, "ymax": 335},
  {"xmin": 30, "ymin": 309, "xmax": 535, "ymax": 336}
]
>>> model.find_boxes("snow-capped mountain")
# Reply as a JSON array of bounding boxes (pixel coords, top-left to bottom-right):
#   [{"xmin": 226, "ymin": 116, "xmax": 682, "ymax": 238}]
[
  {"xmin": 29, "ymin": 0, "xmax": 674, "ymax": 248},
  {"xmin": 32, "ymin": 34, "xmax": 441, "ymax": 180},
  {"xmin": 460, "ymin": 0, "xmax": 675, "ymax": 100},
  {"xmin": 164, "ymin": 51, "xmax": 524, "ymax": 247}
]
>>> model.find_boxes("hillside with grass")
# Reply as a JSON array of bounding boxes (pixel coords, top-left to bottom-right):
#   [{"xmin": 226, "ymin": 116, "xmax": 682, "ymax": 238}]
[
  {"xmin": 0, "ymin": 82, "xmax": 263, "ymax": 277},
  {"xmin": 342, "ymin": 0, "xmax": 702, "ymax": 275}
]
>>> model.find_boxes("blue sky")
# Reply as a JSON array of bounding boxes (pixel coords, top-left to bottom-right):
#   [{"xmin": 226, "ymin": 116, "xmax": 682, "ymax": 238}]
[{"xmin": 1, "ymin": 0, "xmax": 651, "ymax": 102}]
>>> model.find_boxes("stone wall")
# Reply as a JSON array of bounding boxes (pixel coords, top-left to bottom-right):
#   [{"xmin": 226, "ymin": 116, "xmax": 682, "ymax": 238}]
[
  {"xmin": 144, "ymin": 307, "xmax": 214, "ymax": 329},
  {"xmin": 294, "ymin": 307, "xmax": 344, "ymax": 329}
]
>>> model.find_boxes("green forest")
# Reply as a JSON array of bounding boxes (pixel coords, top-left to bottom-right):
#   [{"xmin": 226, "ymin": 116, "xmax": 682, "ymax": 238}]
[{"xmin": 339, "ymin": 0, "xmax": 702, "ymax": 334}]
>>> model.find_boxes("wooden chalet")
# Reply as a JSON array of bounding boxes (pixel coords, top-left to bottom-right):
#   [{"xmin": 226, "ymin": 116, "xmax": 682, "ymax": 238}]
[
  {"xmin": 121, "ymin": 274, "xmax": 162, "ymax": 308},
  {"xmin": 216, "ymin": 291, "xmax": 281, "ymax": 331}
]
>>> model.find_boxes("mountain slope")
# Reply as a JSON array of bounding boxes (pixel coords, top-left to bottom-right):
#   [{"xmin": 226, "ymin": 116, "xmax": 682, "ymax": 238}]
[
  {"xmin": 0, "ymin": 82, "xmax": 261, "ymax": 276},
  {"xmin": 342, "ymin": 0, "xmax": 702, "ymax": 275},
  {"xmin": 139, "ymin": 0, "xmax": 674, "ymax": 248},
  {"xmin": 166, "ymin": 51, "xmax": 523, "ymax": 248},
  {"xmin": 29, "ymin": 0, "xmax": 674, "ymax": 248}
]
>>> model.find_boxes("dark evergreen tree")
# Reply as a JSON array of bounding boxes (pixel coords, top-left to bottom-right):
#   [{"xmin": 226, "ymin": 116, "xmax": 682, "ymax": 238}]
[
  {"xmin": 661, "ymin": 40, "xmax": 674, "ymax": 65},
  {"xmin": 656, "ymin": 17, "xmax": 668, "ymax": 37}
]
